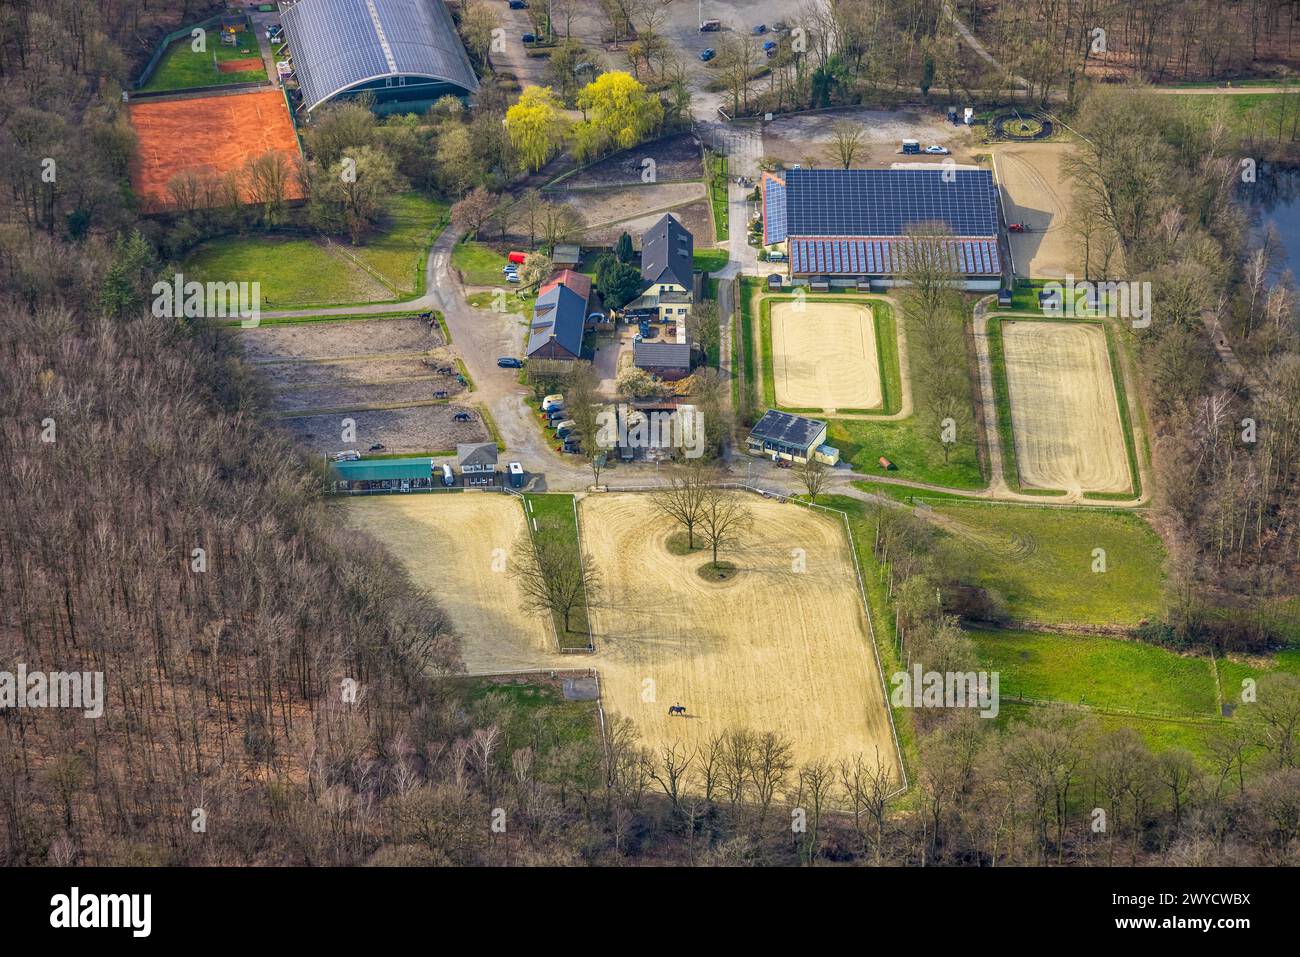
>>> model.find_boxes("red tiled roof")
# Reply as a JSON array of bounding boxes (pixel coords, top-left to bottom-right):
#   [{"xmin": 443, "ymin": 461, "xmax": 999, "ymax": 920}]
[{"xmin": 539, "ymin": 269, "xmax": 592, "ymax": 300}]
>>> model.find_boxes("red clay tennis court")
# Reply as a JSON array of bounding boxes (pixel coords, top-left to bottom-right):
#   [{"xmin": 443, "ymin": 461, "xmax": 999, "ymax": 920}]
[{"xmin": 128, "ymin": 88, "xmax": 304, "ymax": 212}]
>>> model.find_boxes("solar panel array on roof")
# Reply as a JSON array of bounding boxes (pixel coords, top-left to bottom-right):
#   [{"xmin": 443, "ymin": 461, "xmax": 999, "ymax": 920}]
[
  {"xmin": 281, "ymin": 0, "xmax": 478, "ymax": 113},
  {"xmin": 750, "ymin": 409, "xmax": 826, "ymax": 449},
  {"xmin": 782, "ymin": 168, "xmax": 999, "ymax": 237},
  {"xmin": 789, "ymin": 237, "xmax": 1001, "ymax": 276},
  {"xmin": 762, "ymin": 174, "xmax": 787, "ymax": 244}
]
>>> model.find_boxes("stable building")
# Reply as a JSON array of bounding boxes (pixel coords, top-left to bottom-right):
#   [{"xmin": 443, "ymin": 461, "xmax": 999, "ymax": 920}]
[
  {"xmin": 456, "ymin": 442, "xmax": 499, "ymax": 487},
  {"xmin": 279, "ymin": 0, "xmax": 479, "ymax": 116},
  {"xmin": 330, "ymin": 456, "xmax": 438, "ymax": 493},
  {"xmin": 760, "ymin": 168, "xmax": 1003, "ymax": 291},
  {"xmin": 746, "ymin": 409, "xmax": 839, "ymax": 465},
  {"xmin": 525, "ymin": 283, "xmax": 587, "ymax": 361}
]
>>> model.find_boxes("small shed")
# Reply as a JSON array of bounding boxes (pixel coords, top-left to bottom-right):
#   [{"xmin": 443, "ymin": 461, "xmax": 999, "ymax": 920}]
[{"xmin": 552, "ymin": 243, "xmax": 582, "ymax": 268}]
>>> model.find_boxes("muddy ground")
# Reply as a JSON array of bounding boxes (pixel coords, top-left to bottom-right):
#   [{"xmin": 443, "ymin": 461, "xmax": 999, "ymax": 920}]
[{"xmin": 281, "ymin": 405, "xmax": 489, "ymax": 456}]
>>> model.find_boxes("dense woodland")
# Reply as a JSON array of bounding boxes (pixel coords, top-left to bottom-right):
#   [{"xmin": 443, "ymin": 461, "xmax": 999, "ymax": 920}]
[{"xmin": 0, "ymin": 0, "xmax": 1296, "ymax": 867}]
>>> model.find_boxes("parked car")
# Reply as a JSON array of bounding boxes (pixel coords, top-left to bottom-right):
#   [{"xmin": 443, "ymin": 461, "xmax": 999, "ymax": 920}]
[
  {"xmin": 924, "ymin": 145, "xmax": 950, "ymax": 155},
  {"xmin": 555, "ymin": 420, "xmax": 577, "ymax": 439},
  {"xmin": 587, "ymin": 311, "xmax": 606, "ymax": 323},
  {"xmin": 521, "ymin": 32, "xmax": 537, "ymax": 43},
  {"xmin": 542, "ymin": 393, "xmax": 564, "ymax": 411},
  {"xmin": 752, "ymin": 24, "xmax": 767, "ymax": 35},
  {"xmin": 505, "ymin": 273, "xmax": 520, "ymax": 283},
  {"xmin": 266, "ymin": 24, "xmax": 283, "ymax": 41},
  {"xmin": 1007, "ymin": 222, "xmax": 1027, "ymax": 233},
  {"xmin": 699, "ymin": 48, "xmax": 716, "ymax": 62},
  {"xmin": 502, "ymin": 264, "xmax": 517, "ymax": 275},
  {"xmin": 762, "ymin": 39, "xmax": 777, "ymax": 56},
  {"xmin": 497, "ymin": 356, "xmax": 523, "ymax": 368},
  {"xmin": 508, "ymin": 0, "xmax": 528, "ymax": 7},
  {"xmin": 699, "ymin": 18, "xmax": 721, "ymax": 32}
]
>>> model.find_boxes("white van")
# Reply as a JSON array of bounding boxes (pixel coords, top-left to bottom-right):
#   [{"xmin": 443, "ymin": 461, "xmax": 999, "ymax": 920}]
[{"xmin": 441, "ymin": 463, "xmax": 455, "ymax": 487}]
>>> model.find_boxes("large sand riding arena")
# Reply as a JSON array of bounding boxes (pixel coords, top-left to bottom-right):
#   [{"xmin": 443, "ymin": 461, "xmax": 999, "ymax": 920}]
[
  {"xmin": 993, "ymin": 143, "xmax": 1079, "ymax": 279},
  {"xmin": 581, "ymin": 493, "xmax": 899, "ymax": 776},
  {"xmin": 128, "ymin": 89, "xmax": 304, "ymax": 213},
  {"xmin": 345, "ymin": 494, "xmax": 555, "ymax": 673},
  {"xmin": 770, "ymin": 300, "xmax": 882, "ymax": 410},
  {"xmin": 1001, "ymin": 321, "xmax": 1131, "ymax": 495}
]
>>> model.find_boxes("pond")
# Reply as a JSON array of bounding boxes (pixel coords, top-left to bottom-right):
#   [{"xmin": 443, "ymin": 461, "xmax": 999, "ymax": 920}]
[{"xmin": 1240, "ymin": 163, "xmax": 1300, "ymax": 283}]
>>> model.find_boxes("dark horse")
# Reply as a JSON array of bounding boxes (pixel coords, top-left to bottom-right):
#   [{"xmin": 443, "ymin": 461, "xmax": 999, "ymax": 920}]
[{"xmin": 668, "ymin": 704, "xmax": 687, "ymax": 717}]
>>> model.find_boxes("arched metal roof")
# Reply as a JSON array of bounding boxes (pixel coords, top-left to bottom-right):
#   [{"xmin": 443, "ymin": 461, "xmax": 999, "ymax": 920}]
[{"xmin": 280, "ymin": 0, "xmax": 479, "ymax": 113}]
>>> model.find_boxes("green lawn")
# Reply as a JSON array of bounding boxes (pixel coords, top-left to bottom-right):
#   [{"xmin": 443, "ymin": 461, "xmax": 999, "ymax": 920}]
[
  {"xmin": 930, "ymin": 502, "xmax": 1166, "ymax": 626},
  {"xmin": 141, "ymin": 33, "xmax": 265, "ymax": 92},
  {"xmin": 830, "ymin": 418, "xmax": 985, "ymax": 490},
  {"xmin": 458, "ymin": 677, "xmax": 598, "ymax": 760},
  {"xmin": 995, "ymin": 702, "xmax": 1226, "ymax": 761},
  {"xmin": 694, "ymin": 248, "xmax": 729, "ymax": 273},
  {"xmin": 347, "ymin": 193, "xmax": 447, "ymax": 296},
  {"xmin": 523, "ymin": 493, "xmax": 591, "ymax": 650},
  {"xmin": 467, "ymin": 290, "xmax": 534, "ymax": 314},
  {"xmin": 1216, "ymin": 648, "xmax": 1300, "ymax": 707},
  {"xmin": 705, "ymin": 150, "xmax": 729, "ymax": 242},
  {"xmin": 184, "ymin": 192, "xmax": 446, "ymax": 309},
  {"xmin": 970, "ymin": 627, "xmax": 1217, "ymax": 716},
  {"xmin": 452, "ymin": 241, "xmax": 510, "ymax": 286}
]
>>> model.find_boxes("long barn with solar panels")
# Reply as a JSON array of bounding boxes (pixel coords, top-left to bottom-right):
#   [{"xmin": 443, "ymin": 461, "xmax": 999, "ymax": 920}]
[
  {"xmin": 279, "ymin": 0, "xmax": 478, "ymax": 115},
  {"xmin": 760, "ymin": 167, "xmax": 1006, "ymax": 291}
]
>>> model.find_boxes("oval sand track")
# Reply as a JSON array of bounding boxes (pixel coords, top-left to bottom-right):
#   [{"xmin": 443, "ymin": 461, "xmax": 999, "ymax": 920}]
[
  {"xmin": 345, "ymin": 494, "xmax": 555, "ymax": 673},
  {"xmin": 581, "ymin": 493, "xmax": 899, "ymax": 778},
  {"xmin": 771, "ymin": 301, "xmax": 881, "ymax": 410},
  {"xmin": 1001, "ymin": 321, "xmax": 1130, "ymax": 494}
]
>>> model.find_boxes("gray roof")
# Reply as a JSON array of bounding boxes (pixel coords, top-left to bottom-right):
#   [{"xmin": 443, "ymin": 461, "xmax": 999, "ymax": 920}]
[
  {"xmin": 633, "ymin": 341, "xmax": 691, "ymax": 369},
  {"xmin": 457, "ymin": 442, "xmax": 498, "ymax": 469},
  {"xmin": 281, "ymin": 0, "xmax": 479, "ymax": 113},
  {"xmin": 641, "ymin": 213, "xmax": 694, "ymax": 291},
  {"xmin": 749, "ymin": 409, "xmax": 827, "ymax": 450},
  {"xmin": 526, "ymin": 284, "xmax": 586, "ymax": 357}
]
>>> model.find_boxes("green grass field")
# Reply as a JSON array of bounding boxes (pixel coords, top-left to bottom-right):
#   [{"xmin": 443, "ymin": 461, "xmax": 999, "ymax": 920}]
[
  {"xmin": 458, "ymin": 677, "xmax": 599, "ymax": 759},
  {"xmin": 346, "ymin": 193, "xmax": 447, "ymax": 296},
  {"xmin": 523, "ymin": 493, "xmax": 592, "ymax": 650},
  {"xmin": 970, "ymin": 627, "xmax": 1217, "ymax": 716},
  {"xmin": 706, "ymin": 150, "xmax": 729, "ymax": 241},
  {"xmin": 694, "ymin": 248, "xmax": 729, "ymax": 274},
  {"xmin": 452, "ymin": 241, "xmax": 510, "ymax": 286},
  {"xmin": 185, "ymin": 192, "xmax": 445, "ymax": 308},
  {"xmin": 994, "ymin": 702, "xmax": 1226, "ymax": 761},
  {"xmin": 141, "ymin": 33, "xmax": 266, "ymax": 92},
  {"xmin": 930, "ymin": 501, "xmax": 1165, "ymax": 626},
  {"xmin": 830, "ymin": 418, "xmax": 985, "ymax": 490}
]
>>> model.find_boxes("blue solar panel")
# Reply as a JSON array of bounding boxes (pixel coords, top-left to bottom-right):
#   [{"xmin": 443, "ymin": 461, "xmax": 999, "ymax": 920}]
[
  {"xmin": 783, "ymin": 168, "xmax": 999, "ymax": 237},
  {"xmin": 763, "ymin": 176, "xmax": 787, "ymax": 243}
]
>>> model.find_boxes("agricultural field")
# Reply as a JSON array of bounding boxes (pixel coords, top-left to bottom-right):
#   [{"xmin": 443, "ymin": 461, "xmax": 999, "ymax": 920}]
[
  {"xmin": 969, "ymin": 627, "xmax": 1218, "ymax": 716},
  {"xmin": 770, "ymin": 300, "xmax": 881, "ymax": 411},
  {"xmin": 347, "ymin": 493, "xmax": 556, "ymax": 673},
  {"xmin": 185, "ymin": 192, "xmax": 445, "ymax": 307},
  {"xmin": 999, "ymin": 320, "xmax": 1132, "ymax": 495},
  {"xmin": 580, "ymin": 493, "xmax": 900, "ymax": 774},
  {"xmin": 929, "ymin": 501, "xmax": 1166, "ymax": 626}
]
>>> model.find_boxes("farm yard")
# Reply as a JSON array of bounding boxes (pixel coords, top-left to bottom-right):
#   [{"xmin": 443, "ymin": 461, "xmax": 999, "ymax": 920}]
[
  {"xmin": 769, "ymin": 300, "xmax": 882, "ymax": 411},
  {"xmin": 999, "ymin": 320, "xmax": 1133, "ymax": 495},
  {"xmin": 554, "ymin": 183, "xmax": 713, "ymax": 247},
  {"xmin": 581, "ymin": 493, "xmax": 900, "ymax": 775}
]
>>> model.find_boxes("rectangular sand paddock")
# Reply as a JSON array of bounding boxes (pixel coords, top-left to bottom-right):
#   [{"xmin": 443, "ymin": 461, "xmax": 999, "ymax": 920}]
[
  {"xmin": 580, "ymin": 493, "xmax": 899, "ymax": 777},
  {"xmin": 345, "ymin": 494, "xmax": 556, "ymax": 674},
  {"xmin": 770, "ymin": 301, "xmax": 881, "ymax": 410},
  {"xmin": 1001, "ymin": 320, "xmax": 1130, "ymax": 494}
]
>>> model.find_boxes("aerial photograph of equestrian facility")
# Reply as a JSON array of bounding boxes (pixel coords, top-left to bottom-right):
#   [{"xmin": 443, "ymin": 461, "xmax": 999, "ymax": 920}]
[
  {"xmin": 12, "ymin": 0, "xmax": 1300, "ymax": 911},
  {"xmin": 769, "ymin": 300, "xmax": 882, "ymax": 411},
  {"xmin": 998, "ymin": 320, "xmax": 1133, "ymax": 495}
]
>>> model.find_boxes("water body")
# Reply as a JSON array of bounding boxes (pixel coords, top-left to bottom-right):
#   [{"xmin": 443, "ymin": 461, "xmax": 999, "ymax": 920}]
[{"xmin": 1239, "ymin": 163, "xmax": 1300, "ymax": 283}]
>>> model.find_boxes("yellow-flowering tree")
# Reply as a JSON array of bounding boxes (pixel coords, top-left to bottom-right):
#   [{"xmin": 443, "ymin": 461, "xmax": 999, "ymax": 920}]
[
  {"xmin": 573, "ymin": 71, "xmax": 664, "ymax": 161},
  {"xmin": 505, "ymin": 86, "xmax": 565, "ymax": 172}
]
